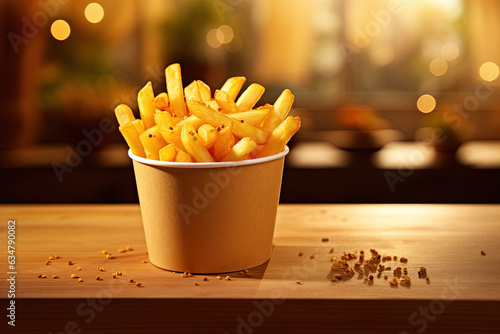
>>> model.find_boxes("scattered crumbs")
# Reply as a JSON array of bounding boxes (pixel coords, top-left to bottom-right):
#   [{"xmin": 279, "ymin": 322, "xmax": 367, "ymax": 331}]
[
  {"xmin": 77, "ymin": 267, "xmax": 82, "ymax": 271},
  {"xmin": 321, "ymin": 238, "xmax": 329, "ymax": 242},
  {"xmin": 45, "ymin": 261, "xmax": 51, "ymax": 265},
  {"xmin": 78, "ymin": 278, "xmax": 83, "ymax": 282},
  {"xmin": 329, "ymin": 248, "xmax": 334, "ymax": 253},
  {"xmin": 194, "ymin": 282, "xmax": 199, "ymax": 286},
  {"xmin": 52, "ymin": 275, "xmax": 59, "ymax": 279},
  {"xmin": 142, "ymin": 260, "xmax": 148, "ymax": 263},
  {"xmin": 216, "ymin": 276, "xmax": 222, "ymax": 280},
  {"xmin": 225, "ymin": 276, "xmax": 231, "ymax": 281},
  {"xmin": 296, "ymin": 281, "xmax": 301, "ymax": 284},
  {"xmin": 298, "ymin": 250, "xmax": 304, "ymax": 256},
  {"xmin": 203, "ymin": 277, "xmax": 208, "ymax": 281},
  {"xmin": 67, "ymin": 261, "xmax": 74, "ymax": 265},
  {"xmin": 310, "ymin": 254, "xmax": 315, "ymax": 259},
  {"xmin": 481, "ymin": 250, "xmax": 486, "ymax": 256}
]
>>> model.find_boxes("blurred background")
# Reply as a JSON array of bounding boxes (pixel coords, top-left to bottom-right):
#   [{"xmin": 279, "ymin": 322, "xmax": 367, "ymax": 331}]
[{"xmin": 1, "ymin": 0, "xmax": 499, "ymax": 203}]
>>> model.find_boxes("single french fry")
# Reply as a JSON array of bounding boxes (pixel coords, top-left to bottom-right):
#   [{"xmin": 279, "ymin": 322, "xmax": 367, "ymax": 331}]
[
  {"xmin": 236, "ymin": 83, "xmax": 265, "ymax": 112},
  {"xmin": 165, "ymin": 63, "xmax": 188, "ymax": 117},
  {"xmin": 115, "ymin": 104, "xmax": 135, "ymax": 125},
  {"xmin": 221, "ymin": 137, "xmax": 257, "ymax": 162},
  {"xmin": 131, "ymin": 119, "xmax": 144, "ymax": 134},
  {"xmin": 197, "ymin": 80, "xmax": 211, "ymax": 102},
  {"xmin": 213, "ymin": 122, "xmax": 235, "ymax": 161},
  {"xmin": 221, "ymin": 76, "xmax": 246, "ymax": 101},
  {"xmin": 139, "ymin": 125, "xmax": 167, "ymax": 160},
  {"xmin": 175, "ymin": 149, "xmax": 194, "ymax": 162},
  {"xmin": 214, "ymin": 90, "xmax": 238, "ymax": 113},
  {"xmin": 119, "ymin": 123, "xmax": 145, "ymax": 158},
  {"xmin": 159, "ymin": 143, "xmax": 176, "ymax": 162},
  {"xmin": 184, "ymin": 80, "xmax": 203, "ymax": 102},
  {"xmin": 262, "ymin": 89, "xmax": 294, "ymax": 132},
  {"xmin": 180, "ymin": 123, "xmax": 215, "ymax": 162},
  {"xmin": 187, "ymin": 100, "xmax": 270, "ymax": 144},
  {"xmin": 137, "ymin": 82, "xmax": 156, "ymax": 130},
  {"xmin": 154, "ymin": 92, "xmax": 169, "ymax": 111},
  {"xmin": 154, "ymin": 110, "xmax": 174, "ymax": 129},
  {"xmin": 256, "ymin": 116, "xmax": 300, "ymax": 158},
  {"xmin": 228, "ymin": 109, "xmax": 270, "ymax": 126},
  {"xmin": 197, "ymin": 124, "xmax": 217, "ymax": 149}
]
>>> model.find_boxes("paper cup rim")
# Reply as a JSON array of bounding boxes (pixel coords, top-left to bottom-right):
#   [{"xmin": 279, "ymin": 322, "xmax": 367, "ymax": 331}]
[{"xmin": 128, "ymin": 146, "xmax": 289, "ymax": 169}]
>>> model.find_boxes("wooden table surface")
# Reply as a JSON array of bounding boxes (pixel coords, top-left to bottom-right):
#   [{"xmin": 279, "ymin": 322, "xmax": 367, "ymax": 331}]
[{"xmin": 1, "ymin": 204, "xmax": 499, "ymax": 333}]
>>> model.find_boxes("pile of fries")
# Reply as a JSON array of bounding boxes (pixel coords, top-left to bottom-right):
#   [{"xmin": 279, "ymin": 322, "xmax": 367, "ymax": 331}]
[{"xmin": 115, "ymin": 63, "xmax": 300, "ymax": 162}]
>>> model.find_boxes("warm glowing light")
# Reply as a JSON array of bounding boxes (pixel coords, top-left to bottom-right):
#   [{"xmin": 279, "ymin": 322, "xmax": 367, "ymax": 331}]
[
  {"xmin": 216, "ymin": 25, "xmax": 234, "ymax": 44},
  {"xmin": 206, "ymin": 29, "xmax": 222, "ymax": 48},
  {"xmin": 429, "ymin": 58, "xmax": 448, "ymax": 76},
  {"xmin": 50, "ymin": 20, "xmax": 71, "ymax": 41},
  {"xmin": 441, "ymin": 42, "xmax": 459, "ymax": 61},
  {"xmin": 85, "ymin": 3, "xmax": 104, "ymax": 23},
  {"xmin": 479, "ymin": 62, "xmax": 499, "ymax": 82},
  {"xmin": 226, "ymin": 35, "xmax": 243, "ymax": 53},
  {"xmin": 417, "ymin": 94, "xmax": 436, "ymax": 113},
  {"xmin": 369, "ymin": 47, "xmax": 395, "ymax": 67}
]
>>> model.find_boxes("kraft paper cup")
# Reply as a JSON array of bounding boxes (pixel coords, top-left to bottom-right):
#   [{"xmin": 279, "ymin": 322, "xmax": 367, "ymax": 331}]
[{"xmin": 128, "ymin": 147, "xmax": 289, "ymax": 274}]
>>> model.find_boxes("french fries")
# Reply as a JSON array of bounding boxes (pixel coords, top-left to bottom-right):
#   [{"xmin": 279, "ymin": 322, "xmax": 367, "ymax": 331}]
[
  {"xmin": 236, "ymin": 83, "xmax": 265, "ymax": 112},
  {"xmin": 115, "ymin": 104, "xmax": 135, "ymax": 125},
  {"xmin": 214, "ymin": 90, "xmax": 238, "ymax": 113},
  {"xmin": 184, "ymin": 81, "xmax": 203, "ymax": 102},
  {"xmin": 197, "ymin": 124, "xmax": 217, "ymax": 149},
  {"xmin": 262, "ymin": 89, "xmax": 294, "ymax": 132},
  {"xmin": 139, "ymin": 126, "xmax": 166, "ymax": 160},
  {"xmin": 137, "ymin": 82, "xmax": 156, "ymax": 130},
  {"xmin": 159, "ymin": 143, "xmax": 176, "ymax": 162},
  {"xmin": 257, "ymin": 116, "xmax": 301, "ymax": 158},
  {"xmin": 154, "ymin": 92, "xmax": 170, "ymax": 111},
  {"xmin": 221, "ymin": 76, "xmax": 246, "ymax": 101},
  {"xmin": 213, "ymin": 122, "xmax": 235, "ymax": 161},
  {"xmin": 181, "ymin": 123, "xmax": 215, "ymax": 162},
  {"xmin": 228, "ymin": 109, "xmax": 270, "ymax": 126},
  {"xmin": 119, "ymin": 122, "xmax": 145, "ymax": 158},
  {"xmin": 197, "ymin": 80, "xmax": 211, "ymax": 102},
  {"xmin": 175, "ymin": 149, "xmax": 194, "ymax": 162},
  {"xmin": 165, "ymin": 63, "xmax": 188, "ymax": 118},
  {"xmin": 221, "ymin": 137, "xmax": 257, "ymax": 162},
  {"xmin": 187, "ymin": 100, "xmax": 270, "ymax": 144},
  {"xmin": 115, "ymin": 63, "xmax": 300, "ymax": 162}
]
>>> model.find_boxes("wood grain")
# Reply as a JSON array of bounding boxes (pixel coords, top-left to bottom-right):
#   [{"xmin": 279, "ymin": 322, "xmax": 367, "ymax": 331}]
[{"xmin": 0, "ymin": 204, "xmax": 499, "ymax": 333}]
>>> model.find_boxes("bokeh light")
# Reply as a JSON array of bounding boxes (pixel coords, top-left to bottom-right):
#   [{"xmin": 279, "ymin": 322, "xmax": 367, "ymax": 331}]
[
  {"xmin": 479, "ymin": 62, "xmax": 499, "ymax": 82},
  {"xmin": 417, "ymin": 94, "xmax": 436, "ymax": 113},
  {"xmin": 206, "ymin": 29, "xmax": 222, "ymax": 48},
  {"xmin": 50, "ymin": 20, "xmax": 71, "ymax": 41},
  {"xmin": 216, "ymin": 25, "xmax": 234, "ymax": 44},
  {"xmin": 429, "ymin": 58, "xmax": 448, "ymax": 76},
  {"xmin": 85, "ymin": 3, "xmax": 104, "ymax": 24},
  {"xmin": 440, "ymin": 42, "xmax": 459, "ymax": 61}
]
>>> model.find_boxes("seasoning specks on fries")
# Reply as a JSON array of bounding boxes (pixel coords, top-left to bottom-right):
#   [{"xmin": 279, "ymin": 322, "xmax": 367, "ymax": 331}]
[{"xmin": 116, "ymin": 63, "xmax": 300, "ymax": 162}]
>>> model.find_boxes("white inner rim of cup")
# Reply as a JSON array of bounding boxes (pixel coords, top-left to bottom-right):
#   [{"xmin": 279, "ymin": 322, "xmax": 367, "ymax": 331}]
[{"xmin": 128, "ymin": 146, "xmax": 289, "ymax": 169}]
